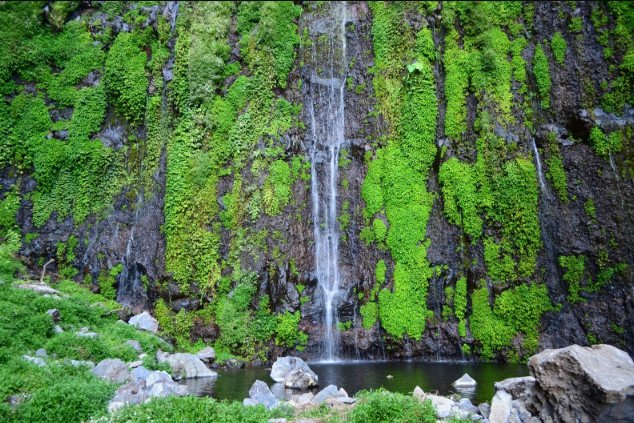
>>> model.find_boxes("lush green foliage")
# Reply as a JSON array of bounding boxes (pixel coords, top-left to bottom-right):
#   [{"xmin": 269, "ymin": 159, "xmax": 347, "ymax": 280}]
[
  {"xmin": 105, "ymin": 32, "xmax": 148, "ymax": 125},
  {"xmin": 559, "ymin": 255, "xmax": 586, "ymax": 303},
  {"xmin": 470, "ymin": 283, "xmax": 552, "ymax": 360},
  {"xmin": 0, "ymin": 279, "xmax": 169, "ymax": 422},
  {"xmin": 550, "ymin": 32, "xmax": 567, "ymax": 66},
  {"xmin": 363, "ymin": 2, "xmax": 437, "ymax": 340},
  {"xmin": 454, "ymin": 277, "xmax": 468, "ymax": 337},
  {"xmin": 439, "ymin": 158, "xmax": 482, "ymax": 240},
  {"xmin": 275, "ymin": 311, "xmax": 308, "ymax": 351},
  {"xmin": 532, "ymin": 44, "xmax": 551, "ymax": 109},
  {"xmin": 589, "ymin": 126, "xmax": 622, "ymax": 158},
  {"xmin": 107, "ymin": 396, "xmax": 277, "ymax": 423},
  {"xmin": 350, "ymin": 389, "xmax": 435, "ymax": 423}
]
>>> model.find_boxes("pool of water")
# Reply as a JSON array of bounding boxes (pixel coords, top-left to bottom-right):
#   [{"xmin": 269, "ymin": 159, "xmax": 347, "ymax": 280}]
[{"xmin": 181, "ymin": 360, "xmax": 528, "ymax": 405}]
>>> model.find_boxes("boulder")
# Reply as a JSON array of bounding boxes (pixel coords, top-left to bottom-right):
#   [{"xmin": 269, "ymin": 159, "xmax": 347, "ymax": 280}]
[
  {"xmin": 453, "ymin": 373, "xmax": 477, "ymax": 388},
  {"xmin": 22, "ymin": 355, "xmax": 46, "ymax": 367},
  {"xmin": 166, "ymin": 353, "xmax": 217, "ymax": 379},
  {"xmin": 459, "ymin": 397, "xmax": 479, "ymax": 414},
  {"xmin": 289, "ymin": 392, "xmax": 315, "ymax": 407},
  {"xmin": 489, "ymin": 390, "xmax": 512, "ymax": 423},
  {"xmin": 129, "ymin": 360, "xmax": 143, "ymax": 368},
  {"xmin": 196, "ymin": 346, "xmax": 216, "ymax": 365},
  {"xmin": 271, "ymin": 356, "xmax": 314, "ymax": 383},
  {"xmin": 128, "ymin": 311, "xmax": 159, "ymax": 333},
  {"xmin": 224, "ymin": 358, "xmax": 246, "ymax": 369},
  {"xmin": 18, "ymin": 283, "xmax": 61, "ymax": 296},
  {"xmin": 108, "ymin": 381, "xmax": 148, "ymax": 413},
  {"xmin": 413, "ymin": 386, "xmax": 425, "ymax": 400},
  {"xmin": 478, "ymin": 402, "xmax": 491, "ymax": 419},
  {"xmin": 313, "ymin": 385, "xmax": 344, "ymax": 404},
  {"xmin": 46, "ymin": 309, "xmax": 60, "ymax": 323},
  {"xmin": 284, "ymin": 368, "xmax": 319, "ymax": 389},
  {"xmin": 92, "ymin": 359, "xmax": 131, "ymax": 383},
  {"xmin": 244, "ymin": 380, "xmax": 280, "ymax": 410},
  {"xmin": 156, "ymin": 350, "xmax": 169, "ymax": 364},
  {"xmin": 527, "ymin": 344, "xmax": 634, "ymax": 422},
  {"xmin": 145, "ymin": 370, "xmax": 173, "ymax": 388},
  {"xmin": 131, "ymin": 366, "xmax": 150, "ymax": 382},
  {"xmin": 35, "ymin": 348, "xmax": 48, "ymax": 358},
  {"xmin": 148, "ymin": 381, "xmax": 189, "ymax": 398},
  {"xmin": 424, "ymin": 393, "xmax": 456, "ymax": 419},
  {"xmin": 125, "ymin": 340, "xmax": 142, "ymax": 352}
]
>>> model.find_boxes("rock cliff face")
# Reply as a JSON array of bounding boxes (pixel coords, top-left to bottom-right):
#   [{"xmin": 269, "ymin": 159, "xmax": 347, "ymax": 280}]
[{"xmin": 0, "ymin": 1, "xmax": 631, "ymax": 362}]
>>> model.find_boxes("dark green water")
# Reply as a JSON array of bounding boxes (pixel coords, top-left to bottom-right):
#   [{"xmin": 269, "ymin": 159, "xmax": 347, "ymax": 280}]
[{"xmin": 182, "ymin": 361, "xmax": 528, "ymax": 405}]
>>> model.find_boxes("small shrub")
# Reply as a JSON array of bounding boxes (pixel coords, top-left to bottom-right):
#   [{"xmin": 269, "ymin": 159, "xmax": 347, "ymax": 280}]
[{"xmin": 350, "ymin": 389, "xmax": 435, "ymax": 423}]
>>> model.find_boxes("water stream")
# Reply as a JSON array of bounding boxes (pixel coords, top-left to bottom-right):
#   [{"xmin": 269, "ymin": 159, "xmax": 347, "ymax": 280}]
[{"xmin": 307, "ymin": 2, "xmax": 347, "ymax": 362}]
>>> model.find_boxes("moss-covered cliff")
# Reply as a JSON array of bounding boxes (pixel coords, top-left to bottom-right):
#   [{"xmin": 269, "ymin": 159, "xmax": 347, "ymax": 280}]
[{"xmin": 0, "ymin": 1, "xmax": 632, "ymax": 362}]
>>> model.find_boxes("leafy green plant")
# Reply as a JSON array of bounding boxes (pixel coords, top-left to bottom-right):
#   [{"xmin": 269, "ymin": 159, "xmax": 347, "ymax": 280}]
[
  {"xmin": 533, "ymin": 44, "xmax": 551, "ymax": 109},
  {"xmin": 551, "ymin": 32, "xmax": 567, "ymax": 66},
  {"xmin": 350, "ymin": 389, "xmax": 435, "ymax": 423}
]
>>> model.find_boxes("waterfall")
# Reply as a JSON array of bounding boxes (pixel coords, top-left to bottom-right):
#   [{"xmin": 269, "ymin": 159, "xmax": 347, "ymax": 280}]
[
  {"xmin": 307, "ymin": 1, "xmax": 347, "ymax": 362},
  {"xmin": 530, "ymin": 137, "xmax": 548, "ymax": 195}
]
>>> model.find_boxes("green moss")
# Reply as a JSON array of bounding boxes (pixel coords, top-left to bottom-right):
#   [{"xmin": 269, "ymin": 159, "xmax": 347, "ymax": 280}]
[
  {"xmin": 589, "ymin": 126, "xmax": 622, "ymax": 158},
  {"xmin": 275, "ymin": 311, "xmax": 308, "ymax": 351},
  {"xmin": 105, "ymin": 32, "xmax": 148, "ymax": 125},
  {"xmin": 375, "ymin": 260, "xmax": 387, "ymax": 284},
  {"xmin": 470, "ymin": 283, "xmax": 552, "ymax": 360},
  {"xmin": 360, "ymin": 301, "xmax": 378, "ymax": 330},
  {"xmin": 454, "ymin": 277, "xmax": 467, "ymax": 337},
  {"xmin": 439, "ymin": 158, "xmax": 482, "ymax": 240},
  {"xmin": 551, "ymin": 32, "xmax": 567, "ymax": 66},
  {"xmin": 264, "ymin": 160, "xmax": 292, "ymax": 216},
  {"xmin": 584, "ymin": 199, "xmax": 596, "ymax": 220},
  {"xmin": 363, "ymin": 4, "xmax": 437, "ymax": 340},
  {"xmin": 568, "ymin": 16, "xmax": 583, "ymax": 33},
  {"xmin": 532, "ymin": 44, "xmax": 551, "ymax": 109},
  {"xmin": 559, "ymin": 255, "xmax": 586, "ymax": 303}
]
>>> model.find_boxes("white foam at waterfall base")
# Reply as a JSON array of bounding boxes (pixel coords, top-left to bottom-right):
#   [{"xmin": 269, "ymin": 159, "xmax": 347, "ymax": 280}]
[{"xmin": 307, "ymin": 1, "xmax": 347, "ymax": 362}]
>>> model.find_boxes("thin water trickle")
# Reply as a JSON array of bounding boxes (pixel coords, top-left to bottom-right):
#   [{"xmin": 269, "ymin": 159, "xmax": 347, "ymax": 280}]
[
  {"xmin": 307, "ymin": 1, "xmax": 347, "ymax": 361},
  {"xmin": 531, "ymin": 137, "xmax": 548, "ymax": 195}
]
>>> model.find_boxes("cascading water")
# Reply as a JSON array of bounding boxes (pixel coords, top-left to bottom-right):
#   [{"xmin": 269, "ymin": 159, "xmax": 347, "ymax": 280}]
[
  {"xmin": 530, "ymin": 137, "xmax": 548, "ymax": 195},
  {"xmin": 307, "ymin": 1, "xmax": 347, "ymax": 361}
]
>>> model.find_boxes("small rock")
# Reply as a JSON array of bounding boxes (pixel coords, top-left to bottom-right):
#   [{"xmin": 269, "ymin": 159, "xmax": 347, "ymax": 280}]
[
  {"xmin": 224, "ymin": 358, "xmax": 246, "ymax": 369},
  {"xmin": 65, "ymin": 359, "xmax": 95, "ymax": 368},
  {"xmin": 139, "ymin": 353, "xmax": 147, "ymax": 360},
  {"xmin": 453, "ymin": 373, "xmax": 477, "ymax": 388},
  {"xmin": 128, "ymin": 311, "xmax": 159, "ymax": 333},
  {"xmin": 108, "ymin": 381, "xmax": 148, "ymax": 413},
  {"xmin": 270, "ymin": 356, "xmax": 314, "ymax": 382},
  {"xmin": 338, "ymin": 387, "xmax": 348, "ymax": 397},
  {"xmin": 386, "ymin": 374, "xmax": 393, "ymax": 379},
  {"xmin": 313, "ymin": 385, "xmax": 344, "ymax": 404},
  {"xmin": 424, "ymin": 394, "xmax": 456, "ymax": 419},
  {"xmin": 166, "ymin": 353, "xmax": 217, "ymax": 379},
  {"xmin": 125, "ymin": 340, "xmax": 142, "ymax": 352},
  {"xmin": 53, "ymin": 325, "xmax": 64, "ymax": 334},
  {"xmin": 35, "ymin": 348, "xmax": 48, "ymax": 358},
  {"xmin": 46, "ymin": 309, "xmax": 60, "ymax": 323},
  {"xmin": 131, "ymin": 366, "xmax": 150, "ymax": 382},
  {"xmin": 156, "ymin": 350, "xmax": 169, "ymax": 364},
  {"xmin": 413, "ymin": 386, "xmax": 425, "ymax": 400},
  {"xmin": 243, "ymin": 398, "xmax": 259, "ymax": 406},
  {"xmin": 146, "ymin": 370, "xmax": 173, "ymax": 388},
  {"xmin": 76, "ymin": 327, "xmax": 98, "ymax": 338},
  {"xmin": 478, "ymin": 402, "xmax": 491, "ymax": 419},
  {"xmin": 489, "ymin": 390, "xmax": 512, "ymax": 423},
  {"xmin": 290, "ymin": 392, "xmax": 315, "ymax": 407},
  {"xmin": 245, "ymin": 380, "xmax": 280, "ymax": 410},
  {"xmin": 459, "ymin": 397, "xmax": 479, "ymax": 414},
  {"xmin": 92, "ymin": 359, "xmax": 131, "ymax": 383},
  {"xmin": 196, "ymin": 346, "xmax": 216, "ymax": 365},
  {"xmin": 284, "ymin": 368, "xmax": 319, "ymax": 389},
  {"xmin": 268, "ymin": 419, "xmax": 287, "ymax": 423},
  {"xmin": 23, "ymin": 355, "xmax": 46, "ymax": 366},
  {"xmin": 18, "ymin": 283, "xmax": 61, "ymax": 296},
  {"xmin": 129, "ymin": 360, "xmax": 143, "ymax": 368}
]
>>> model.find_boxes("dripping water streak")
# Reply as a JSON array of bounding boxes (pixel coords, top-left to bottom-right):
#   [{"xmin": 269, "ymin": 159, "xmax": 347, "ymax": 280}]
[{"xmin": 531, "ymin": 137, "xmax": 547, "ymax": 194}]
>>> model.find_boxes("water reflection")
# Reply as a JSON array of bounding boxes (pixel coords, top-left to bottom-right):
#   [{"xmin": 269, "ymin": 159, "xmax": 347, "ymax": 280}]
[{"xmin": 181, "ymin": 361, "xmax": 528, "ymax": 405}]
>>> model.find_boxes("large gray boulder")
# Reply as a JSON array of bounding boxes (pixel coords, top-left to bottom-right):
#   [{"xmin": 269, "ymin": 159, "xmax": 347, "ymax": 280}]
[
  {"xmin": 243, "ymin": 380, "xmax": 280, "ymax": 410},
  {"xmin": 270, "ymin": 356, "xmax": 314, "ymax": 383},
  {"xmin": 528, "ymin": 344, "xmax": 634, "ymax": 422},
  {"xmin": 313, "ymin": 385, "xmax": 344, "ymax": 404},
  {"xmin": 92, "ymin": 359, "xmax": 131, "ymax": 383},
  {"xmin": 166, "ymin": 353, "xmax": 217, "ymax": 379},
  {"xmin": 128, "ymin": 311, "xmax": 159, "ymax": 333},
  {"xmin": 284, "ymin": 368, "xmax": 319, "ymax": 389},
  {"xmin": 489, "ymin": 390, "xmax": 512, "ymax": 423}
]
